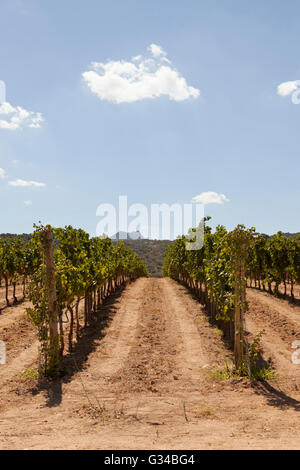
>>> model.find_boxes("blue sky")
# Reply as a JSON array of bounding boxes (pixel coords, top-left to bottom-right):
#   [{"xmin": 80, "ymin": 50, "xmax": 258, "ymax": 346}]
[{"xmin": 0, "ymin": 0, "xmax": 299, "ymax": 237}]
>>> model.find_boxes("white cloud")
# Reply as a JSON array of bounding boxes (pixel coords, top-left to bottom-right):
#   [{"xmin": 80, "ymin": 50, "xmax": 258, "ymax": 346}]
[
  {"xmin": 277, "ymin": 80, "xmax": 300, "ymax": 97},
  {"xmin": 132, "ymin": 55, "xmax": 142, "ymax": 62},
  {"xmin": 0, "ymin": 101, "xmax": 44, "ymax": 131},
  {"xmin": 192, "ymin": 191, "xmax": 229, "ymax": 205},
  {"xmin": 24, "ymin": 200, "xmax": 32, "ymax": 205},
  {"xmin": 8, "ymin": 179, "xmax": 46, "ymax": 187},
  {"xmin": 0, "ymin": 168, "xmax": 5, "ymax": 178},
  {"xmin": 148, "ymin": 44, "xmax": 166, "ymax": 57},
  {"xmin": 82, "ymin": 44, "xmax": 200, "ymax": 104}
]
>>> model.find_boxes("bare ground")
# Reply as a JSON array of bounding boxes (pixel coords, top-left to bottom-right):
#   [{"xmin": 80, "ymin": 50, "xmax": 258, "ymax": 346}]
[
  {"xmin": 246, "ymin": 289, "xmax": 300, "ymax": 393},
  {"xmin": 0, "ymin": 278, "xmax": 300, "ymax": 450}
]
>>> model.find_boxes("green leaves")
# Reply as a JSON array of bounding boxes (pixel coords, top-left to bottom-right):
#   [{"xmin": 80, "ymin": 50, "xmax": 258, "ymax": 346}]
[
  {"xmin": 163, "ymin": 223, "xmax": 254, "ymax": 322},
  {"xmin": 26, "ymin": 224, "xmax": 149, "ymax": 309},
  {"xmin": 163, "ymin": 219, "xmax": 300, "ymax": 319},
  {"xmin": 247, "ymin": 231, "xmax": 300, "ymax": 294},
  {"xmin": 23, "ymin": 224, "xmax": 149, "ymax": 377}
]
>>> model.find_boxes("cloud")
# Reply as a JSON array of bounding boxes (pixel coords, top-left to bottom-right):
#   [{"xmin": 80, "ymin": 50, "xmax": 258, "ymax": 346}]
[
  {"xmin": 192, "ymin": 191, "xmax": 229, "ymax": 205},
  {"xmin": 82, "ymin": 44, "xmax": 200, "ymax": 103},
  {"xmin": 147, "ymin": 44, "xmax": 166, "ymax": 57},
  {"xmin": 8, "ymin": 179, "xmax": 46, "ymax": 187},
  {"xmin": 23, "ymin": 200, "xmax": 32, "ymax": 206},
  {"xmin": 0, "ymin": 168, "xmax": 5, "ymax": 178},
  {"xmin": 277, "ymin": 80, "xmax": 300, "ymax": 97},
  {"xmin": 0, "ymin": 101, "xmax": 44, "ymax": 131}
]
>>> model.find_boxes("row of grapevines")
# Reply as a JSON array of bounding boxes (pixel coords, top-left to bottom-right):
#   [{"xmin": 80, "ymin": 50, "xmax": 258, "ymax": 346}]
[
  {"xmin": 0, "ymin": 236, "xmax": 40, "ymax": 308},
  {"xmin": 162, "ymin": 220, "xmax": 254, "ymax": 346},
  {"xmin": 163, "ymin": 218, "xmax": 248, "ymax": 339},
  {"xmin": 247, "ymin": 232, "xmax": 300, "ymax": 300},
  {"xmin": 21, "ymin": 224, "xmax": 148, "ymax": 377},
  {"xmin": 163, "ymin": 220, "xmax": 300, "ymax": 346}
]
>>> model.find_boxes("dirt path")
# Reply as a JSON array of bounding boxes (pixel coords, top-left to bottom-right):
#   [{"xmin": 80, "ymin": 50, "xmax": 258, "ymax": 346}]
[
  {"xmin": 246, "ymin": 289, "xmax": 300, "ymax": 393},
  {"xmin": 0, "ymin": 278, "xmax": 300, "ymax": 450},
  {"xmin": 264, "ymin": 282, "xmax": 300, "ymax": 302},
  {"xmin": 247, "ymin": 288, "xmax": 300, "ymax": 327},
  {"xmin": 0, "ymin": 301, "xmax": 37, "ymax": 372}
]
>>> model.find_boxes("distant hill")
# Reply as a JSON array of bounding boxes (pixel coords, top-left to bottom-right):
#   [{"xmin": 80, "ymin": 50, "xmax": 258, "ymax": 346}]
[
  {"xmin": 111, "ymin": 230, "xmax": 144, "ymax": 241},
  {"xmin": 281, "ymin": 232, "xmax": 300, "ymax": 239},
  {"xmin": 0, "ymin": 233, "xmax": 32, "ymax": 242},
  {"xmin": 121, "ymin": 239, "xmax": 172, "ymax": 277},
  {"xmin": 109, "ymin": 231, "xmax": 172, "ymax": 277},
  {"xmin": 260, "ymin": 232, "xmax": 300, "ymax": 239}
]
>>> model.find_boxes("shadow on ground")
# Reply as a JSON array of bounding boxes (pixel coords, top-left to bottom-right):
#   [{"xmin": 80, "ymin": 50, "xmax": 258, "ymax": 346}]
[
  {"xmin": 178, "ymin": 281, "xmax": 300, "ymax": 412},
  {"xmin": 248, "ymin": 285, "xmax": 300, "ymax": 308},
  {"xmin": 252, "ymin": 381, "xmax": 300, "ymax": 411}
]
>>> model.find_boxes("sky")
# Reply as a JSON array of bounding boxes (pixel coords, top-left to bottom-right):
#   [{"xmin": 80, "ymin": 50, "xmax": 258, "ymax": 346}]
[{"xmin": 0, "ymin": 0, "xmax": 300, "ymax": 238}]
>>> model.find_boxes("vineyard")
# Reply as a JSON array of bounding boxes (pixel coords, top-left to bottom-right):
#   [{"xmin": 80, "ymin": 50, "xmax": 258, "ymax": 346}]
[
  {"xmin": 1, "ymin": 225, "xmax": 148, "ymax": 377},
  {"xmin": 163, "ymin": 219, "xmax": 300, "ymax": 376},
  {"xmin": 0, "ymin": 222, "xmax": 299, "ymax": 449}
]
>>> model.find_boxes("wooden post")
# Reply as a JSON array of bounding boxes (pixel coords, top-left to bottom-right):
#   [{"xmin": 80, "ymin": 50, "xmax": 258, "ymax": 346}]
[
  {"xmin": 234, "ymin": 254, "xmax": 244, "ymax": 370},
  {"xmin": 232, "ymin": 228, "xmax": 251, "ymax": 376},
  {"xmin": 232, "ymin": 229, "xmax": 248, "ymax": 371},
  {"xmin": 43, "ymin": 227, "xmax": 60, "ymax": 376}
]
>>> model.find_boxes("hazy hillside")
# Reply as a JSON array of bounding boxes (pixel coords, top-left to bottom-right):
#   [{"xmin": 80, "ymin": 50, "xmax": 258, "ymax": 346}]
[
  {"xmin": 111, "ymin": 230, "xmax": 144, "ymax": 240},
  {"xmin": 281, "ymin": 232, "xmax": 300, "ymax": 239},
  {"xmin": 0, "ymin": 233, "xmax": 32, "ymax": 242},
  {"xmin": 122, "ymin": 239, "xmax": 172, "ymax": 277}
]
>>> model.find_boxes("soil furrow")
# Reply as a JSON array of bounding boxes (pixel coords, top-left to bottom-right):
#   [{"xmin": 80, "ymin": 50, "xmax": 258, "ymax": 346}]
[{"xmin": 0, "ymin": 278, "xmax": 300, "ymax": 450}]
